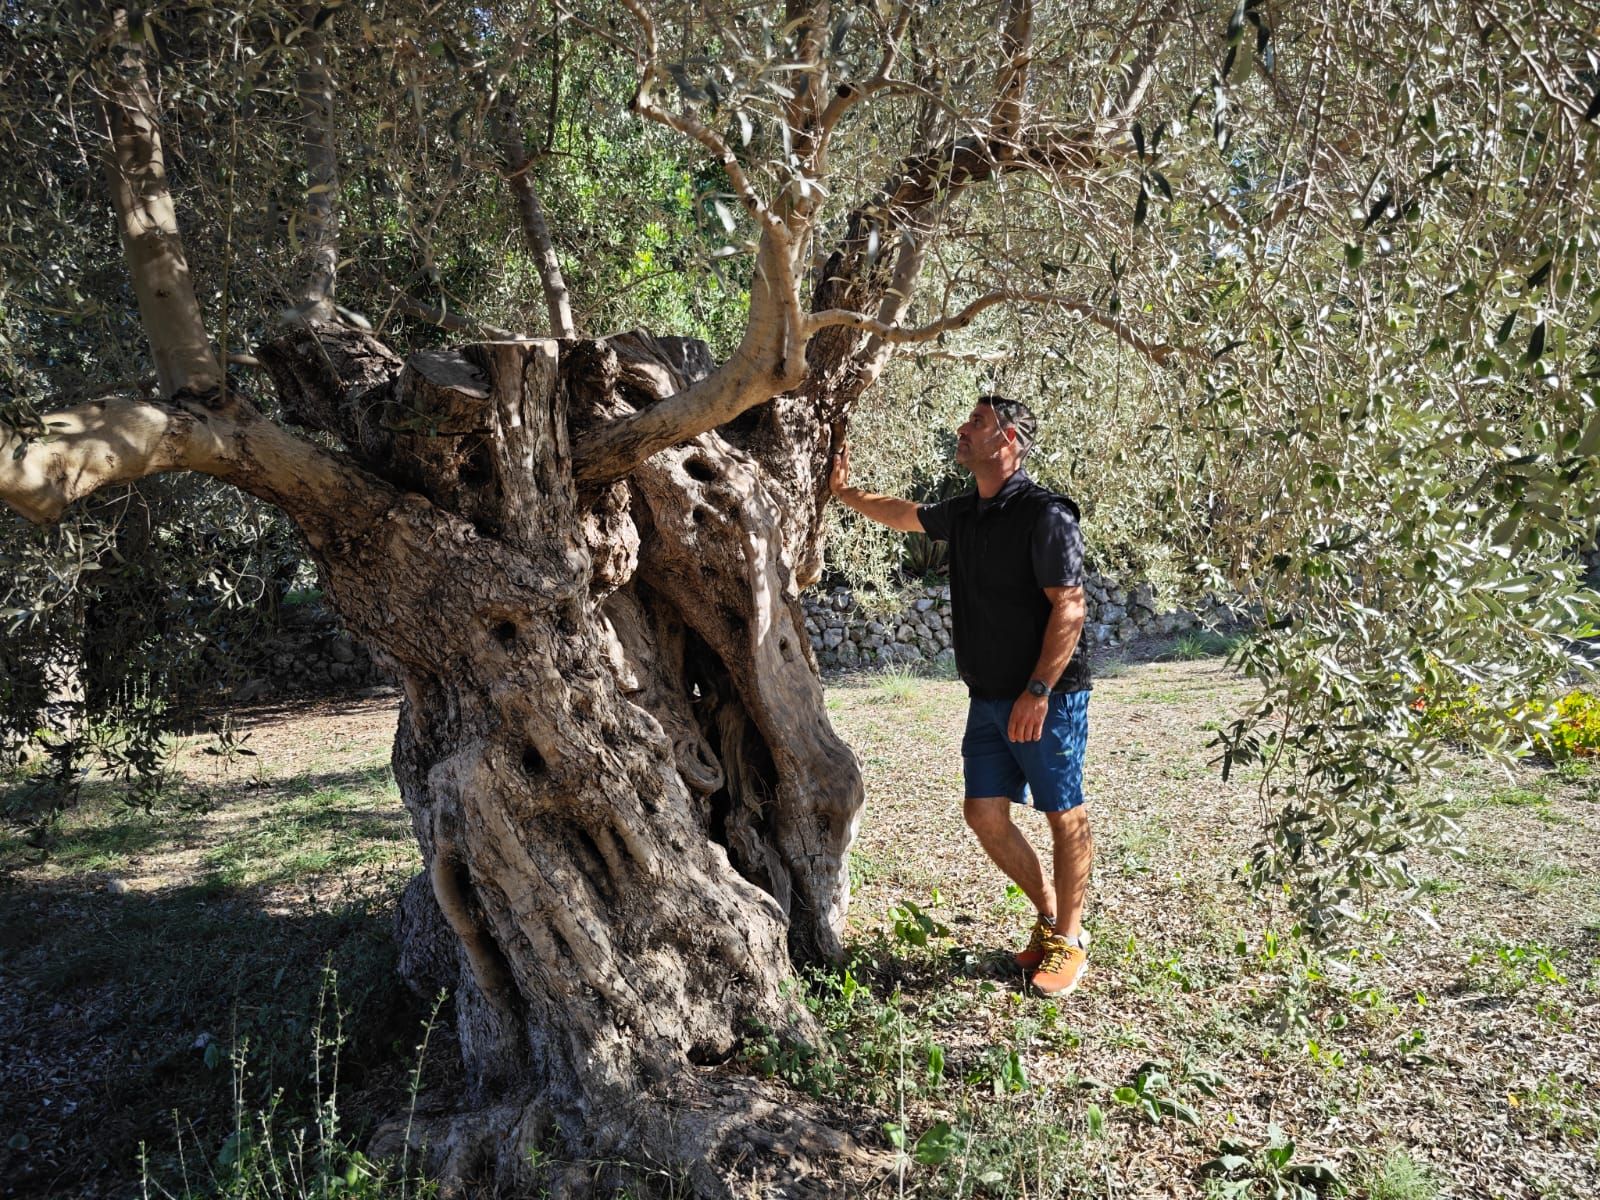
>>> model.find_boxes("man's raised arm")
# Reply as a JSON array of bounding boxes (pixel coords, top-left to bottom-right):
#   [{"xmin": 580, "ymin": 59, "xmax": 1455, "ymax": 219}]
[{"xmin": 827, "ymin": 440, "xmax": 925, "ymax": 533}]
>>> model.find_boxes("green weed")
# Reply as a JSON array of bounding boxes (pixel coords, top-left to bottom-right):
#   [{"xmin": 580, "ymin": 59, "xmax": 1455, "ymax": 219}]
[
  {"xmin": 1201, "ymin": 1124, "xmax": 1342, "ymax": 1200},
  {"xmin": 1504, "ymin": 862, "xmax": 1577, "ymax": 895},
  {"xmin": 1487, "ymin": 786, "xmax": 1547, "ymax": 808},
  {"xmin": 139, "ymin": 974, "xmax": 442, "ymax": 1200},
  {"xmin": 1361, "ymin": 1151, "xmax": 1438, "ymax": 1200},
  {"xmin": 1112, "ymin": 1063, "xmax": 1196, "ymax": 1125},
  {"xmin": 870, "ymin": 665, "xmax": 922, "ymax": 704},
  {"xmin": 1171, "ymin": 630, "xmax": 1240, "ymax": 660}
]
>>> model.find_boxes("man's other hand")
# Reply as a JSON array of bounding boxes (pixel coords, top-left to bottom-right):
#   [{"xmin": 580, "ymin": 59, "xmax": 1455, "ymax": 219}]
[
  {"xmin": 1008, "ymin": 692, "xmax": 1049, "ymax": 742},
  {"xmin": 828, "ymin": 441, "xmax": 851, "ymax": 495}
]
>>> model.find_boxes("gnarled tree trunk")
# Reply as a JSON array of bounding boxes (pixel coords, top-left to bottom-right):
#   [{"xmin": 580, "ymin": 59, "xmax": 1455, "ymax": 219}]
[{"xmin": 256, "ymin": 325, "xmax": 871, "ymax": 1195}]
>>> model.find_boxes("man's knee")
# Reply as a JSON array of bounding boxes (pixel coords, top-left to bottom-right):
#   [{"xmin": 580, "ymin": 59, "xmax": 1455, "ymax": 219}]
[
  {"xmin": 1044, "ymin": 804, "xmax": 1091, "ymax": 841},
  {"xmin": 964, "ymin": 796, "xmax": 1012, "ymax": 837}
]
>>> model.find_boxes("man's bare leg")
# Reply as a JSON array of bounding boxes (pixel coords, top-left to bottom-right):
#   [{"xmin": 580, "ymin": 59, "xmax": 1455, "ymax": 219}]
[
  {"xmin": 963, "ymin": 796, "xmax": 1056, "ymax": 921},
  {"xmin": 1044, "ymin": 806, "xmax": 1093, "ymax": 942}
]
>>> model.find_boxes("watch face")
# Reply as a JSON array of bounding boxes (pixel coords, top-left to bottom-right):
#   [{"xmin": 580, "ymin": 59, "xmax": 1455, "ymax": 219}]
[{"xmin": 1028, "ymin": 680, "xmax": 1048, "ymax": 697}]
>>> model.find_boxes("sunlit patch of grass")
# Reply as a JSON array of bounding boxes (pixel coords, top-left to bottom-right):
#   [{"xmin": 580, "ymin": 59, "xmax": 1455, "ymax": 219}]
[
  {"xmin": 869, "ymin": 665, "xmax": 924, "ymax": 704},
  {"xmin": 1109, "ymin": 821, "xmax": 1168, "ymax": 873},
  {"xmin": 199, "ymin": 783, "xmax": 412, "ymax": 889},
  {"xmin": 1487, "ymin": 786, "xmax": 1547, "ymax": 808},
  {"xmin": 1503, "ymin": 863, "xmax": 1577, "ymax": 895}
]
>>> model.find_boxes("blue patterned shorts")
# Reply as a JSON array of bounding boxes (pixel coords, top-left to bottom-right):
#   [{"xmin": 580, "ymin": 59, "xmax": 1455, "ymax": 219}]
[{"xmin": 961, "ymin": 690, "xmax": 1090, "ymax": 813}]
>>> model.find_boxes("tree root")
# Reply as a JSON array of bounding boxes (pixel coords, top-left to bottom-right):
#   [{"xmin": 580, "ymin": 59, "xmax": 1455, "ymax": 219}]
[{"xmin": 370, "ymin": 1072, "xmax": 891, "ymax": 1199}]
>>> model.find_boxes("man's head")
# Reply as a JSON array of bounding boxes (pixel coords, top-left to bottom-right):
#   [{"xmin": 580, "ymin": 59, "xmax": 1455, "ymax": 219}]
[{"xmin": 955, "ymin": 395, "xmax": 1037, "ymax": 475}]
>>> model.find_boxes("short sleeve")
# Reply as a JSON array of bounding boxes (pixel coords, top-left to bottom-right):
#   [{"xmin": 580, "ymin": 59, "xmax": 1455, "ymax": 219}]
[
  {"xmin": 1032, "ymin": 502, "xmax": 1085, "ymax": 588},
  {"xmin": 918, "ymin": 498, "xmax": 956, "ymax": 542}
]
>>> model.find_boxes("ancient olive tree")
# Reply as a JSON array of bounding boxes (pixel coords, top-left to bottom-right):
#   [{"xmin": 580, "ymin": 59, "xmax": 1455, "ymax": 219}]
[{"xmin": 4, "ymin": 0, "xmax": 1599, "ymax": 1193}]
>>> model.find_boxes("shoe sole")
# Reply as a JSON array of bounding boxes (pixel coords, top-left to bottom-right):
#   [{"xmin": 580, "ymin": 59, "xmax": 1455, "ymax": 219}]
[{"xmin": 1031, "ymin": 962, "xmax": 1088, "ymax": 997}]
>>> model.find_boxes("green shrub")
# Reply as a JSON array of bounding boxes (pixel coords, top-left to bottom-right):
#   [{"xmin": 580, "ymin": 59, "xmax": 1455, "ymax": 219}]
[
  {"xmin": 1531, "ymin": 690, "xmax": 1600, "ymax": 760},
  {"xmin": 1418, "ymin": 687, "xmax": 1600, "ymax": 762}
]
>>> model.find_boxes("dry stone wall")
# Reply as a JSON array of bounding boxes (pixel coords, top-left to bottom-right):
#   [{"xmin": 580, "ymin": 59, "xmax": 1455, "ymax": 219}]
[
  {"xmin": 225, "ymin": 600, "xmax": 389, "ymax": 702},
  {"xmin": 235, "ymin": 577, "xmax": 1236, "ymax": 699},
  {"xmin": 803, "ymin": 573, "xmax": 1235, "ymax": 672}
]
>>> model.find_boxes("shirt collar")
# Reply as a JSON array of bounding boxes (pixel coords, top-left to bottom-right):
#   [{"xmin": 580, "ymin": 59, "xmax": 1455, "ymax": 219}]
[{"xmin": 976, "ymin": 468, "xmax": 1030, "ymax": 513}]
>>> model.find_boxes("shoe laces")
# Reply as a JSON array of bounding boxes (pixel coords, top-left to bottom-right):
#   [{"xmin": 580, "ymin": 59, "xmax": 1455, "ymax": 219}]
[
  {"xmin": 1024, "ymin": 918, "xmax": 1053, "ymax": 956},
  {"xmin": 1037, "ymin": 935, "xmax": 1081, "ymax": 976}
]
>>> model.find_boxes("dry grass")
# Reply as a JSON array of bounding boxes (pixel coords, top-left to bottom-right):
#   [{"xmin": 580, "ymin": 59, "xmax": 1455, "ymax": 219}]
[{"xmin": 830, "ymin": 650, "xmax": 1600, "ymax": 1199}]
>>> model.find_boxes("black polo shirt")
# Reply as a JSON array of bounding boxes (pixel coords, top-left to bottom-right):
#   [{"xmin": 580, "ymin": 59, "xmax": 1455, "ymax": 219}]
[{"xmin": 918, "ymin": 470, "xmax": 1091, "ymax": 699}]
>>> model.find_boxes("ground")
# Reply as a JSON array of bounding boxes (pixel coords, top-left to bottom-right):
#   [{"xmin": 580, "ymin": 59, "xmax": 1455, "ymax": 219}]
[{"xmin": 1, "ymin": 642, "xmax": 1597, "ymax": 1198}]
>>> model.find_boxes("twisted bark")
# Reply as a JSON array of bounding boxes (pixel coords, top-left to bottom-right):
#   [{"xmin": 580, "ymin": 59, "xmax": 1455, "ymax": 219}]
[{"xmin": 250, "ymin": 325, "xmax": 875, "ymax": 1194}]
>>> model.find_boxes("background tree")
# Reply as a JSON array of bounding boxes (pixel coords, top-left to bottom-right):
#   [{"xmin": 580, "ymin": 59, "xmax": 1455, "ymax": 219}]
[{"xmin": 3, "ymin": 0, "xmax": 1598, "ymax": 1193}]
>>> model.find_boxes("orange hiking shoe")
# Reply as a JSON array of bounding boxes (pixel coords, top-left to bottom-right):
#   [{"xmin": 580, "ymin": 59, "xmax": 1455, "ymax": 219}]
[
  {"xmin": 1014, "ymin": 916, "xmax": 1055, "ymax": 969},
  {"xmin": 1031, "ymin": 933, "xmax": 1088, "ymax": 996}
]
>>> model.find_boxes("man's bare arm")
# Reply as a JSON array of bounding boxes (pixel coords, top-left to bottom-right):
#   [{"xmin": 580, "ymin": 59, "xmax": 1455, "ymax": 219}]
[
  {"xmin": 1008, "ymin": 585, "xmax": 1086, "ymax": 742},
  {"xmin": 828, "ymin": 440, "xmax": 924, "ymax": 533},
  {"xmin": 1030, "ymin": 585, "xmax": 1087, "ymax": 686}
]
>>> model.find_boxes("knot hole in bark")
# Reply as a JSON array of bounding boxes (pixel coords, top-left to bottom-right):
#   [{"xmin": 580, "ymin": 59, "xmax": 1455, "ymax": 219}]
[
  {"xmin": 522, "ymin": 745, "xmax": 546, "ymax": 774},
  {"xmin": 459, "ymin": 440, "xmax": 494, "ymax": 488},
  {"xmin": 683, "ymin": 456, "xmax": 717, "ymax": 483},
  {"xmin": 490, "ymin": 619, "xmax": 518, "ymax": 646}
]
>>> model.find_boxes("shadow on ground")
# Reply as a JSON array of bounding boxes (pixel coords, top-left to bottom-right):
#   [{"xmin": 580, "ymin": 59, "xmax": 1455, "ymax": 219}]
[{"xmin": 0, "ymin": 870, "xmax": 441, "ymax": 1200}]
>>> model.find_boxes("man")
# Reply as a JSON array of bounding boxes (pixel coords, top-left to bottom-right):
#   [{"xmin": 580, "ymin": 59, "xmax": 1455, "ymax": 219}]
[{"xmin": 828, "ymin": 396, "xmax": 1094, "ymax": 996}]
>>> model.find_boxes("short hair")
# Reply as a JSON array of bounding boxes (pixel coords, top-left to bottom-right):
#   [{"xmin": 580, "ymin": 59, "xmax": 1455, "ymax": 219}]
[{"xmin": 979, "ymin": 395, "xmax": 1037, "ymax": 457}]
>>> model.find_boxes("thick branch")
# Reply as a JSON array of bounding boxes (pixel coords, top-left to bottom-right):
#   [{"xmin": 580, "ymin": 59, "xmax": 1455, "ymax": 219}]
[
  {"xmin": 0, "ymin": 402, "xmax": 215, "ymax": 524},
  {"xmin": 0, "ymin": 396, "xmax": 381, "ymax": 544},
  {"xmin": 294, "ymin": 5, "xmax": 339, "ymax": 319},
  {"xmin": 496, "ymin": 106, "xmax": 576, "ymax": 337},
  {"xmin": 571, "ymin": 342, "xmax": 785, "ymax": 485},
  {"xmin": 98, "ymin": 13, "xmax": 220, "ymax": 399},
  {"xmin": 1100, "ymin": 0, "xmax": 1181, "ymax": 129},
  {"xmin": 990, "ymin": 0, "xmax": 1035, "ymax": 147}
]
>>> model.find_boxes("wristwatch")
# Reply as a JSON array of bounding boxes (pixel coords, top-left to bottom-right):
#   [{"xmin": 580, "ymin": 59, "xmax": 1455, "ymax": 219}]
[{"xmin": 1026, "ymin": 678, "xmax": 1050, "ymax": 698}]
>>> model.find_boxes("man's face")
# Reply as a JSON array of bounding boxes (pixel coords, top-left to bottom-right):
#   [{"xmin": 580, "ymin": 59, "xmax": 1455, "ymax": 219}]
[{"xmin": 955, "ymin": 404, "xmax": 1015, "ymax": 470}]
